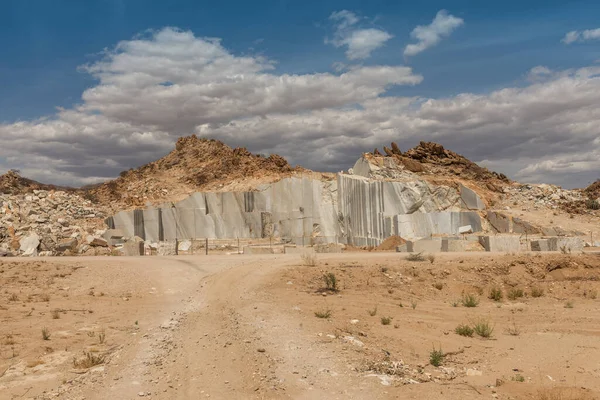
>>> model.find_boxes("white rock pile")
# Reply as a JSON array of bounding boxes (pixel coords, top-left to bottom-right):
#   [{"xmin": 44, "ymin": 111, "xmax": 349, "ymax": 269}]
[{"xmin": 0, "ymin": 189, "xmax": 109, "ymax": 256}]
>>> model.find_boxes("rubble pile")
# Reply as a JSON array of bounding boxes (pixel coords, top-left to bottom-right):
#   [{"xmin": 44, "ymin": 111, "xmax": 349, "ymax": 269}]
[
  {"xmin": 503, "ymin": 184, "xmax": 586, "ymax": 211},
  {"xmin": 0, "ymin": 189, "xmax": 109, "ymax": 257},
  {"xmin": 372, "ymin": 141, "xmax": 509, "ymax": 190}
]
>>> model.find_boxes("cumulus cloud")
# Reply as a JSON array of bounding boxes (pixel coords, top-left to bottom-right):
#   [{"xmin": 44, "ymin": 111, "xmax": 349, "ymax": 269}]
[
  {"xmin": 1, "ymin": 27, "xmax": 600, "ymax": 189},
  {"xmin": 404, "ymin": 10, "xmax": 463, "ymax": 56},
  {"xmin": 327, "ymin": 10, "xmax": 393, "ymax": 60},
  {"xmin": 562, "ymin": 28, "xmax": 600, "ymax": 44}
]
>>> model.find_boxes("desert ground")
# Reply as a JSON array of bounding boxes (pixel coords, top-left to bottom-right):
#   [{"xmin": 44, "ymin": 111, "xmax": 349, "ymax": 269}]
[{"xmin": 1, "ymin": 251, "xmax": 600, "ymax": 400}]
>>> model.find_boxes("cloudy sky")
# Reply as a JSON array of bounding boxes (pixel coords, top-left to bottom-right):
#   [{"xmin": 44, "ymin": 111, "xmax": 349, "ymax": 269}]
[{"xmin": 1, "ymin": 0, "xmax": 600, "ymax": 188}]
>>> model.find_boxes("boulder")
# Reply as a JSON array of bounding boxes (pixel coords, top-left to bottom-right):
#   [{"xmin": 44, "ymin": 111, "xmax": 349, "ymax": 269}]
[
  {"xmin": 55, "ymin": 237, "xmax": 78, "ymax": 252},
  {"xmin": 86, "ymin": 235, "xmax": 108, "ymax": 247},
  {"xmin": 19, "ymin": 233, "xmax": 40, "ymax": 256}
]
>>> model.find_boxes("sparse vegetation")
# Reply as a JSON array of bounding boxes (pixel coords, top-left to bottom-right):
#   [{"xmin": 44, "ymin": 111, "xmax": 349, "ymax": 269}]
[
  {"xmin": 51, "ymin": 309, "xmax": 60, "ymax": 319},
  {"xmin": 98, "ymin": 329, "xmax": 106, "ymax": 344},
  {"xmin": 72, "ymin": 351, "xmax": 105, "ymax": 369},
  {"xmin": 427, "ymin": 254, "xmax": 435, "ymax": 264},
  {"xmin": 381, "ymin": 316, "xmax": 392, "ymax": 325},
  {"xmin": 314, "ymin": 309, "xmax": 331, "ymax": 319},
  {"xmin": 506, "ymin": 320, "xmax": 521, "ymax": 336},
  {"xmin": 406, "ymin": 252, "xmax": 426, "ymax": 262},
  {"xmin": 564, "ymin": 301, "xmax": 574, "ymax": 309},
  {"xmin": 585, "ymin": 199, "xmax": 600, "ymax": 210},
  {"xmin": 473, "ymin": 318, "xmax": 494, "ymax": 338},
  {"xmin": 489, "ymin": 287, "xmax": 503, "ymax": 302},
  {"xmin": 531, "ymin": 287, "xmax": 544, "ymax": 298},
  {"xmin": 461, "ymin": 293, "xmax": 479, "ymax": 307},
  {"xmin": 41, "ymin": 327, "xmax": 51, "ymax": 340},
  {"xmin": 589, "ymin": 289, "xmax": 598, "ymax": 300},
  {"xmin": 323, "ymin": 272, "xmax": 338, "ymax": 292},
  {"xmin": 429, "ymin": 346, "xmax": 444, "ymax": 367},
  {"xmin": 40, "ymin": 293, "xmax": 50, "ymax": 302},
  {"xmin": 512, "ymin": 374, "xmax": 525, "ymax": 382},
  {"xmin": 9, "ymin": 293, "xmax": 18, "ymax": 302},
  {"xmin": 507, "ymin": 288, "xmax": 524, "ymax": 300},
  {"xmin": 455, "ymin": 324, "xmax": 474, "ymax": 337},
  {"xmin": 411, "ymin": 301, "xmax": 417, "ymax": 310},
  {"xmin": 367, "ymin": 306, "xmax": 378, "ymax": 316},
  {"xmin": 301, "ymin": 252, "xmax": 317, "ymax": 267}
]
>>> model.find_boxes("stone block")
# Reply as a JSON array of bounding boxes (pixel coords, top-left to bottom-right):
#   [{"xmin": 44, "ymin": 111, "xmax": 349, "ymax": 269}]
[
  {"xmin": 487, "ymin": 211, "xmax": 511, "ymax": 233},
  {"xmin": 530, "ymin": 239, "xmax": 551, "ymax": 252},
  {"xmin": 283, "ymin": 246, "xmax": 315, "ymax": 254},
  {"xmin": 102, "ymin": 229, "xmax": 125, "ymax": 246},
  {"xmin": 458, "ymin": 225, "xmax": 473, "ymax": 234},
  {"xmin": 411, "ymin": 239, "xmax": 442, "ymax": 253},
  {"xmin": 512, "ymin": 217, "xmax": 541, "ymax": 234},
  {"xmin": 460, "ymin": 184, "xmax": 485, "ymax": 210},
  {"xmin": 556, "ymin": 237, "xmax": 584, "ymax": 253},
  {"xmin": 243, "ymin": 246, "xmax": 275, "ymax": 255},
  {"xmin": 55, "ymin": 238, "xmax": 78, "ymax": 253},
  {"xmin": 479, "ymin": 236, "xmax": 520, "ymax": 252},
  {"xmin": 315, "ymin": 243, "xmax": 344, "ymax": 253}
]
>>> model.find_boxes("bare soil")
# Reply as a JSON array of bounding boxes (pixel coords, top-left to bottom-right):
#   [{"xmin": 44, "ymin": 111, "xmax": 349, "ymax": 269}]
[{"xmin": 2, "ymin": 252, "xmax": 600, "ymax": 399}]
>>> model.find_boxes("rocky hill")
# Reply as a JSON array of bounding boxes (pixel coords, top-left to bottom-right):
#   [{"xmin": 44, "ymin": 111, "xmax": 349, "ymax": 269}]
[{"xmin": 82, "ymin": 136, "xmax": 309, "ymax": 210}]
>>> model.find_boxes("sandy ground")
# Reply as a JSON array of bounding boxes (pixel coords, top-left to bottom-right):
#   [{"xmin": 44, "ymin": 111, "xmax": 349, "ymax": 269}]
[{"xmin": 1, "ymin": 252, "xmax": 600, "ymax": 400}]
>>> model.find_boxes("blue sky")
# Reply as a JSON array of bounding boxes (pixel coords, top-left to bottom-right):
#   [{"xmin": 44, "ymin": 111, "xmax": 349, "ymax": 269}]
[{"xmin": 1, "ymin": 0, "xmax": 600, "ymax": 187}]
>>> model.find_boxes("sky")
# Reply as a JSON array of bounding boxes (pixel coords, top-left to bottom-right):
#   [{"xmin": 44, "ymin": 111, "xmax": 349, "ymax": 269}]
[{"xmin": 1, "ymin": 0, "xmax": 600, "ymax": 188}]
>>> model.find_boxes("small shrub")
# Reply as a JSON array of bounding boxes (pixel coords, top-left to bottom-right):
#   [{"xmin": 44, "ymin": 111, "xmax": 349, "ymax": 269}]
[
  {"xmin": 451, "ymin": 301, "xmax": 459, "ymax": 307},
  {"xmin": 564, "ymin": 301, "xmax": 574, "ymax": 309},
  {"xmin": 489, "ymin": 287, "xmax": 503, "ymax": 302},
  {"xmin": 433, "ymin": 282, "xmax": 443, "ymax": 290},
  {"xmin": 72, "ymin": 352, "xmax": 105, "ymax": 369},
  {"xmin": 42, "ymin": 327, "xmax": 51, "ymax": 340},
  {"xmin": 406, "ymin": 252, "xmax": 426, "ymax": 262},
  {"xmin": 314, "ymin": 309, "xmax": 331, "ymax": 319},
  {"xmin": 585, "ymin": 199, "xmax": 600, "ymax": 210},
  {"xmin": 461, "ymin": 293, "xmax": 479, "ymax": 308},
  {"xmin": 429, "ymin": 346, "xmax": 444, "ymax": 367},
  {"xmin": 455, "ymin": 324, "xmax": 474, "ymax": 337},
  {"xmin": 51, "ymin": 309, "xmax": 60, "ymax": 319},
  {"xmin": 507, "ymin": 288, "xmax": 524, "ymax": 300},
  {"xmin": 367, "ymin": 306, "xmax": 378, "ymax": 316},
  {"xmin": 323, "ymin": 273, "xmax": 338, "ymax": 292},
  {"xmin": 380, "ymin": 267, "xmax": 388, "ymax": 273},
  {"xmin": 98, "ymin": 329, "xmax": 106, "ymax": 344},
  {"xmin": 589, "ymin": 289, "xmax": 598, "ymax": 300},
  {"xmin": 427, "ymin": 254, "xmax": 435, "ymax": 264},
  {"xmin": 506, "ymin": 320, "xmax": 521, "ymax": 336},
  {"xmin": 9, "ymin": 293, "xmax": 18, "ymax": 302},
  {"xmin": 411, "ymin": 301, "xmax": 417, "ymax": 310},
  {"xmin": 301, "ymin": 253, "xmax": 317, "ymax": 267},
  {"xmin": 530, "ymin": 287, "xmax": 544, "ymax": 298},
  {"xmin": 40, "ymin": 293, "xmax": 50, "ymax": 302},
  {"xmin": 512, "ymin": 374, "xmax": 525, "ymax": 382},
  {"xmin": 473, "ymin": 319, "xmax": 494, "ymax": 338},
  {"xmin": 381, "ymin": 316, "xmax": 392, "ymax": 325}
]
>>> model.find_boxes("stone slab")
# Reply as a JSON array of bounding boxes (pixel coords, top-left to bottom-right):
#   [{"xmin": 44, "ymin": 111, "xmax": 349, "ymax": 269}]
[
  {"xmin": 243, "ymin": 246, "xmax": 275, "ymax": 255},
  {"xmin": 479, "ymin": 236, "xmax": 520, "ymax": 252}
]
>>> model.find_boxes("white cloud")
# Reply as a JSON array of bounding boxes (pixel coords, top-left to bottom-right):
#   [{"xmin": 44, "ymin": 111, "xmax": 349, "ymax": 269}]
[
  {"xmin": 327, "ymin": 10, "xmax": 393, "ymax": 60},
  {"xmin": 562, "ymin": 28, "xmax": 600, "ymax": 44},
  {"xmin": 1, "ymin": 27, "xmax": 600, "ymax": 189},
  {"xmin": 404, "ymin": 10, "xmax": 464, "ymax": 56}
]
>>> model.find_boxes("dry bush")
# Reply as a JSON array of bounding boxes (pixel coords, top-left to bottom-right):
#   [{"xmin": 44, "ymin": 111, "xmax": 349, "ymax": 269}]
[
  {"xmin": 531, "ymin": 287, "xmax": 545, "ymax": 298},
  {"xmin": 323, "ymin": 272, "xmax": 338, "ymax": 292},
  {"xmin": 301, "ymin": 252, "xmax": 317, "ymax": 266},
  {"xmin": 314, "ymin": 309, "xmax": 332, "ymax": 319},
  {"xmin": 72, "ymin": 351, "xmax": 105, "ymax": 369},
  {"xmin": 406, "ymin": 252, "xmax": 426, "ymax": 262},
  {"xmin": 51, "ymin": 309, "xmax": 60, "ymax": 319},
  {"xmin": 41, "ymin": 327, "xmax": 51, "ymax": 340}
]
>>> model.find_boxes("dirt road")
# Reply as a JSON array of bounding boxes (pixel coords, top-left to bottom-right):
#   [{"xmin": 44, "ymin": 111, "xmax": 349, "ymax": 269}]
[{"xmin": 2, "ymin": 252, "xmax": 600, "ymax": 400}]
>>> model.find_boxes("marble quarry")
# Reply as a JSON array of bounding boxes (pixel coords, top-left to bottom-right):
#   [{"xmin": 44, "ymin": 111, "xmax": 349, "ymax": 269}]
[{"xmin": 105, "ymin": 171, "xmax": 487, "ymax": 246}]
